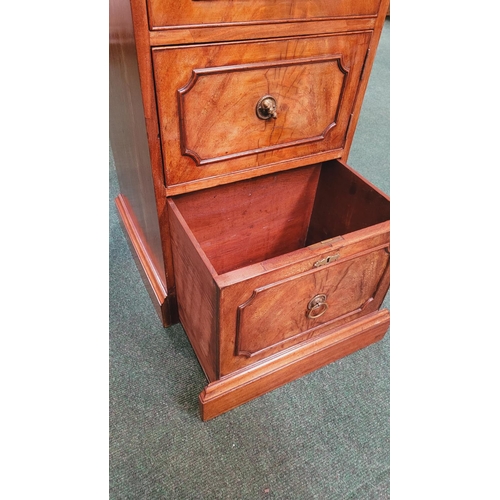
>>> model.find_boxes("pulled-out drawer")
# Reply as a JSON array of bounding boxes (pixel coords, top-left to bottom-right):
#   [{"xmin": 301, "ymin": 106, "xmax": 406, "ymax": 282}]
[
  {"xmin": 167, "ymin": 159, "xmax": 390, "ymax": 380},
  {"xmin": 153, "ymin": 32, "xmax": 372, "ymax": 192}
]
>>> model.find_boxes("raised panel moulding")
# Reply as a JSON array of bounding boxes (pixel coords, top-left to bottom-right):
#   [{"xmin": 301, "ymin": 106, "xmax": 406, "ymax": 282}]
[
  {"xmin": 235, "ymin": 246, "xmax": 390, "ymax": 357},
  {"xmin": 177, "ymin": 55, "xmax": 349, "ymax": 165}
]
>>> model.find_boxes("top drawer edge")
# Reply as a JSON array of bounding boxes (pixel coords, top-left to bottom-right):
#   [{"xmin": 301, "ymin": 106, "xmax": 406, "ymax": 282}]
[
  {"xmin": 149, "ymin": 17, "xmax": 378, "ymax": 46},
  {"xmin": 145, "ymin": 0, "xmax": 383, "ymax": 35}
]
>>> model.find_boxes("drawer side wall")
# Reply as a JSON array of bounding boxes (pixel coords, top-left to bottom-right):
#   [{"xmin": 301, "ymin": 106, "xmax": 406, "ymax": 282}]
[
  {"xmin": 307, "ymin": 160, "xmax": 390, "ymax": 244},
  {"xmin": 168, "ymin": 200, "xmax": 219, "ymax": 381}
]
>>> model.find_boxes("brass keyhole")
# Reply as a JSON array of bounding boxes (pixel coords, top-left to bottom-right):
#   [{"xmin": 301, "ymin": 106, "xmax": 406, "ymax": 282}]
[{"xmin": 256, "ymin": 95, "xmax": 278, "ymax": 120}]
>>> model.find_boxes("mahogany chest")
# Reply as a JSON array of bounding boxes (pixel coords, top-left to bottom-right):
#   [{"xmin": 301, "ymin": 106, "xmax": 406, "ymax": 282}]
[{"xmin": 110, "ymin": 0, "xmax": 390, "ymax": 420}]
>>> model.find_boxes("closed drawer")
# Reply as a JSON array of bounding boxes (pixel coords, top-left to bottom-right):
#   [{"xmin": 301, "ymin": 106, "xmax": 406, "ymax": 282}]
[
  {"xmin": 153, "ymin": 32, "xmax": 372, "ymax": 192},
  {"xmin": 147, "ymin": 0, "xmax": 382, "ymax": 31},
  {"xmin": 167, "ymin": 159, "xmax": 390, "ymax": 379}
]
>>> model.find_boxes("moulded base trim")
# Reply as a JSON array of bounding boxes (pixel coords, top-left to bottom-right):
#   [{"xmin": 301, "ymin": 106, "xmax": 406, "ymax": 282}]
[
  {"xmin": 199, "ymin": 309, "xmax": 389, "ymax": 421},
  {"xmin": 115, "ymin": 194, "xmax": 177, "ymax": 327}
]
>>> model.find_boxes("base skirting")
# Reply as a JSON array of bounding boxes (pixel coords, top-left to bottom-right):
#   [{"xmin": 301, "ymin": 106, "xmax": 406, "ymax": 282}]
[
  {"xmin": 199, "ymin": 309, "xmax": 389, "ymax": 420},
  {"xmin": 115, "ymin": 194, "xmax": 176, "ymax": 327}
]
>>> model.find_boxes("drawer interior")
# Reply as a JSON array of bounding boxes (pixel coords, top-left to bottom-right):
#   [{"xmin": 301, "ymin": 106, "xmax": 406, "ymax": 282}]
[{"xmin": 171, "ymin": 159, "xmax": 389, "ymax": 275}]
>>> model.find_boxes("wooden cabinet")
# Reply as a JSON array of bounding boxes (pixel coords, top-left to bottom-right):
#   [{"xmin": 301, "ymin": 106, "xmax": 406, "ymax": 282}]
[{"xmin": 110, "ymin": 0, "xmax": 390, "ymax": 420}]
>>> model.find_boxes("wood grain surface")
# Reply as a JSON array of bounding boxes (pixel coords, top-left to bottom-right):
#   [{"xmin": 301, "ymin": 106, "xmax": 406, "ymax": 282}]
[
  {"xmin": 199, "ymin": 309, "xmax": 390, "ymax": 421},
  {"xmin": 167, "ymin": 199, "xmax": 219, "ymax": 381},
  {"xmin": 172, "ymin": 165, "xmax": 321, "ymax": 274},
  {"xmin": 110, "ymin": 0, "xmax": 179, "ymax": 325},
  {"xmin": 111, "ymin": 0, "xmax": 390, "ymax": 420},
  {"xmin": 153, "ymin": 31, "xmax": 371, "ymax": 191},
  {"xmin": 147, "ymin": 0, "xmax": 382, "ymax": 30},
  {"xmin": 168, "ymin": 161, "xmax": 390, "ymax": 377}
]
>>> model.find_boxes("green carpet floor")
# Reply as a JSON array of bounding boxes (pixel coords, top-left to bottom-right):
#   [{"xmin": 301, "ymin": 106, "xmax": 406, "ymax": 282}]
[{"xmin": 109, "ymin": 19, "xmax": 390, "ymax": 499}]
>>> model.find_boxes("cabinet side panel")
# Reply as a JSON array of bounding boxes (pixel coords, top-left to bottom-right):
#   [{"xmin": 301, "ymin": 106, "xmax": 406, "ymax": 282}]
[
  {"xmin": 342, "ymin": 0, "xmax": 390, "ymax": 159},
  {"xmin": 110, "ymin": 0, "xmax": 166, "ymax": 289}
]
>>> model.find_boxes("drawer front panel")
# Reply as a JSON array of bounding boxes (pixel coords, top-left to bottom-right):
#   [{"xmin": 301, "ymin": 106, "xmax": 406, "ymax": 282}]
[
  {"xmin": 179, "ymin": 56, "xmax": 346, "ymax": 164},
  {"xmin": 235, "ymin": 245, "xmax": 389, "ymax": 358},
  {"xmin": 153, "ymin": 32, "xmax": 372, "ymax": 189},
  {"xmin": 147, "ymin": 0, "xmax": 382, "ymax": 30}
]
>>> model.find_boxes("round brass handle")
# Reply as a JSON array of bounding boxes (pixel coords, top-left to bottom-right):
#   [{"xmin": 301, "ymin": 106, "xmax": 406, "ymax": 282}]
[
  {"xmin": 307, "ymin": 294, "xmax": 328, "ymax": 319},
  {"xmin": 256, "ymin": 95, "xmax": 278, "ymax": 120}
]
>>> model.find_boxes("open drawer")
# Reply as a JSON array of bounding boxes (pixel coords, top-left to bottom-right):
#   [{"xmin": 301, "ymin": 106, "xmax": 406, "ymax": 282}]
[{"xmin": 167, "ymin": 159, "xmax": 390, "ymax": 382}]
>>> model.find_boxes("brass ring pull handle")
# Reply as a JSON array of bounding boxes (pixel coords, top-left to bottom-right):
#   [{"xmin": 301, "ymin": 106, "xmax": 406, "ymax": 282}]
[
  {"xmin": 256, "ymin": 95, "xmax": 278, "ymax": 120},
  {"xmin": 307, "ymin": 294, "xmax": 328, "ymax": 319}
]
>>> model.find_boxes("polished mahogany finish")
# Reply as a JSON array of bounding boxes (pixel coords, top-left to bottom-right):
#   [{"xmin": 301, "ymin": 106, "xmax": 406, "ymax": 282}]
[
  {"xmin": 110, "ymin": 0, "xmax": 176, "ymax": 325},
  {"xmin": 153, "ymin": 32, "xmax": 371, "ymax": 192},
  {"xmin": 199, "ymin": 309, "xmax": 390, "ymax": 422},
  {"xmin": 146, "ymin": 0, "xmax": 383, "ymax": 31},
  {"xmin": 168, "ymin": 160, "xmax": 390, "ymax": 382},
  {"xmin": 110, "ymin": 0, "xmax": 390, "ymax": 419}
]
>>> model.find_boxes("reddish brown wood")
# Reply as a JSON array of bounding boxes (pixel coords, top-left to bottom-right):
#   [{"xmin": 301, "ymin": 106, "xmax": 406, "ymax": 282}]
[
  {"xmin": 128, "ymin": 0, "xmax": 178, "ymax": 319},
  {"xmin": 172, "ymin": 165, "xmax": 321, "ymax": 274},
  {"xmin": 168, "ymin": 160, "xmax": 390, "ymax": 380},
  {"xmin": 164, "ymin": 150, "xmax": 343, "ymax": 197},
  {"xmin": 111, "ymin": 0, "xmax": 390, "ymax": 420},
  {"xmin": 342, "ymin": 0, "xmax": 390, "ymax": 160},
  {"xmin": 110, "ymin": 0, "xmax": 178, "ymax": 325},
  {"xmin": 199, "ymin": 309, "xmax": 390, "ymax": 421},
  {"xmin": 235, "ymin": 244, "xmax": 389, "ymax": 358},
  {"xmin": 152, "ymin": 31, "xmax": 371, "ymax": 191},
  {"xmin": 217, "ymin": 240, "xmax": 390, "ymax": 375},
  {"xmin": 171, "ymin": 160, "xmax": 389, "ymax": 274},
  {"xmin": 109, "ymin": 0, "xmax": 165, "ymax": 284},
  {"xmin": 215, "ymin": 221, "xmax": 390, "ymax": 287},
  {"xmin": 149, "ymin": 18, "xmax": 377, "ymax": 46},
  {"xmin": 306, "ymin": 159, "xmax": 390, "ymax": 244},
  {"xmin": 146, "ymin": 0, "xmax": 382, "ymax": 31},
  {"xmin": 167, "ymin": 199, "xmax": 219, "ymax": 382},
  {"xmin": 177, "ymin": 56, "xmax": 348, "ymax": 165},
  {"xmin": 115, "ymin": 195, "xmax": 168, "ymax": 325}
]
